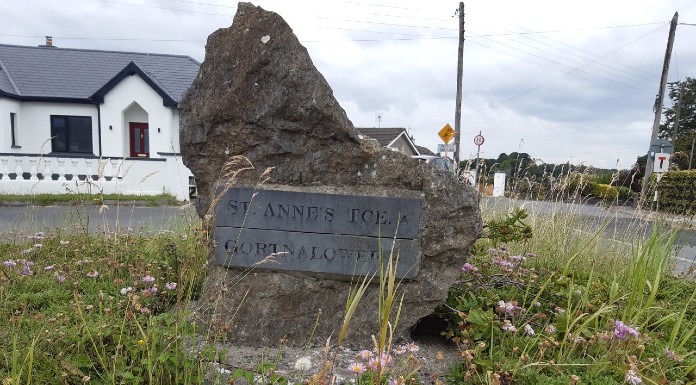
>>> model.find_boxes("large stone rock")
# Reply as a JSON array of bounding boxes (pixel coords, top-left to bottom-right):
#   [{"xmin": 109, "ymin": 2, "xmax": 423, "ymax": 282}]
[{"xmin": 180, "ymin": 2, "xmax": 481, "ymax": 347}]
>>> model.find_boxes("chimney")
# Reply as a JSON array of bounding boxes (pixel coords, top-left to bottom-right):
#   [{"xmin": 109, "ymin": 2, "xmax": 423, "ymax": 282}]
[{"xmin": 45, "ymin": 36, "xmax": 53, "ymax": 47}]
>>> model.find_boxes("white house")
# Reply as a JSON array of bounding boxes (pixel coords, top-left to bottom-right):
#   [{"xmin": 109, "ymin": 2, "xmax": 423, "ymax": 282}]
[
  {"xmin": 356, "ymin": 127, "xmax": 422, "ymax": 156},
  {"xmin": 0, "ymin": 39, "xmax": 199, "ymax": 201}
]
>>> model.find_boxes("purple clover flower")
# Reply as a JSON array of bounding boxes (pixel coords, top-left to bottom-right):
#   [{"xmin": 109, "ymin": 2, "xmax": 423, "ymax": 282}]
[
  {"xmin": 86, "ymin": 270, "xmax": 99, "ymax": 278},
  {"xmin": 625, "ymin": 369, "xmax": 642, "ymax": 385},
  {"xmin": 496, "ymin": 300, "xmax": 522, "ymax": 315},
  {"xmin": 2, "ymin": 259, "xmax": 17, "ymax": 268},
  {"xmin": 612, "ymin": 321, "xmax": 639, "ymax": 340},
  {"xmin": 165, "ymin": 282, "xmax": 177, "ymax": 290},
  {"xmin": 142, "ymin": 275, "xmax": 156, "ymax": 284},
  {"xmin": 501, "ymin": 320, "xmax": 516, "ymax": 332},
  {"xmin": 461, "ymin": 262, "xmax": 478, "ymax": 273},
  {"xmin": 492, "ymin": 257, "xmax": 514, "ymax": 270},
  {"xmin": 523, "ymin": 324, "xmax": 535, "ymax": 336}
]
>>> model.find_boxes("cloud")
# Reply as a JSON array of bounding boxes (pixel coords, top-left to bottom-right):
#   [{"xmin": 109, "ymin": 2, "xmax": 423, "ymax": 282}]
[{"xmin": 2, "ymin": 0, "xmax": 695, "ymax": 169}]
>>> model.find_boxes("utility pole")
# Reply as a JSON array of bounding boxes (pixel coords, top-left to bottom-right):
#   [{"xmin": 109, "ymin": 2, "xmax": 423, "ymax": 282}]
[
  {"xmin": 641, "ymin": 12, "xmax": 678, "ymax": 201},
  {"xmin": 671, "ymin": 82, "xmax": 685, "ymax": 143},
  {"xmin": 453, "ymin": 1, "xmax": 464, "ymax": 172},
  {"xmin": 690, "ymin": 138, "xmax": 695, "ymax": 170}
]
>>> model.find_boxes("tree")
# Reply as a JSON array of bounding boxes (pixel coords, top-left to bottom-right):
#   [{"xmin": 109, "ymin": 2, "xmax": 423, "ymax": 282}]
[{"xmin": 659, "ymin": 77, "xmax": 696, "ymax": 160}]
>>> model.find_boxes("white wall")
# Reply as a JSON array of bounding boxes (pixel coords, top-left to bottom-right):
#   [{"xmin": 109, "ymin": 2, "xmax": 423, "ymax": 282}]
[
  {"xmin": 0, "ymin": 98, "xmax": 22, "ymax": 151},
  {"xmin": 1, "ymin": 100, "xmax": 98, "ymax": 155},
  {"xmin": 100, "ymin": 74, "xmax": 178, "ymax": 158}
]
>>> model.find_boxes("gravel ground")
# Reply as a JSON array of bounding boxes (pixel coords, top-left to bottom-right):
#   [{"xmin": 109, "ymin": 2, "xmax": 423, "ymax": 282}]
[{"xmin": 197, "ymin": 333, "xmax": 462, "ymax": 385}]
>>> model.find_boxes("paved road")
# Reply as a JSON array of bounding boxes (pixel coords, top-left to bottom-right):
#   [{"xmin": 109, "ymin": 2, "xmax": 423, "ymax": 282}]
[
  {"xmin": 0, "ymin": 199, "xmax": 693, "ymax": 275},
  {"xmin": 0, "ymin": 204, "xmax": 199, "ymax": 236},
  {"xmin": 484, "ymin": 197, "xmax": 695, "ymax": 276}
]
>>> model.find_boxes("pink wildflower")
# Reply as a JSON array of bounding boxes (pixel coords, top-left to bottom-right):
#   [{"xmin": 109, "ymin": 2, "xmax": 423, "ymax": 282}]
[
  {"xmin": 347, "ymin": 362, "xmax": 366, "ymax": 375},
  {"xmin": 501, "ymin": 320, "xmax": 517, "ymax": 332},
  {"xmin": 142, "ymin": 275, "xmax": 155, "ymax": 284},
  {"xmin": 393, "ymin": 345, "xmax": 407, "ymax": 355},
  {"xmin": 496, "ymin": 300, "xmax": 522, "ymax": 315},
  {"xmin": 86, "ymin": 270, "xmax": 99, "ymax": 278},
  {"xmin": 612, "ymin": 321, "xmax": 639, "ymax": 340},
  {"xmin": 367, "ymin": 358, "xmax": 382, "ymax": 370},
  {"xmin": 523, "ymin": 324, "xmax": 535, "ymax": 336},
  {"xmin": 356, "ymin": 350, "xmax": 373, "ymax": 361},
  {"xmin": 2, "ymin": 260, "xmax": 16, "ymax": 267},
  {"xmin": 165, "ymin": 282, "xmax": 177, "ymax": 290},
  {"xmin": 405, "ymin": 342, "xmax": 420, "ymax": 353},
  {"xmin": 625, "ymin": 369, "xmax": 642, "ymax": 385},
  {"xmin": 461, "ymin": 262, "xmax": 478, "ymax": 273}
]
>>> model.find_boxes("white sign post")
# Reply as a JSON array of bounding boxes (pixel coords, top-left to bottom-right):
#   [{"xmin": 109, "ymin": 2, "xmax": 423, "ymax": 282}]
[
  {"xmin": 493, "ymin": 172, "xmax": 506, "ymax": 197},
  {"xmin": 652, "ymin": 152, "xmax": 670, "ymax": 209}
]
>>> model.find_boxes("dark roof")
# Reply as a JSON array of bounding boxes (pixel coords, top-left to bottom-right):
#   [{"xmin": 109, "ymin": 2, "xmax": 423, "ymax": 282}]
[
  {"xmin": 0, "ymin": 44, "xmax": 200, "ymax": 106},
  {"xmin": 356, "ymin": 127, "xmax": 408, "ymax": 147},
  {"xmin": 415, "ymin": 145, "xmax": 435, "ymax": 156}
]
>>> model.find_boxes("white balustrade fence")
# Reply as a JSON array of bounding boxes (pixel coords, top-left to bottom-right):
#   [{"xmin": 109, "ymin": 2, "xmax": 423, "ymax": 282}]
[{"xmin": 0, "ymin": 154, "xmax": 193, "ymax": 201}]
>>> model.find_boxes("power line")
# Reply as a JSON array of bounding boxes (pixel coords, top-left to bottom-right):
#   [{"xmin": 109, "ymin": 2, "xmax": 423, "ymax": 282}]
[
  {"xmin": 514, "ymin": 25, "xmax": 657, "ymax": 80},
  {"xmin": 0, "ymin": 32, "xmax": 203, "ymax": 42},
  {"xmin": 92, "ymin": 0, "xmax": 234, "ymax": 17},
  {"xmin": 462, "ymin": 23, "xmax": 667, "ymax": 118},
  {"xmin": 464, "ymin": 38, "xmax": 645, "ymax": 91},
  {"xmin": 502, "ymin": 26, "xmax": 658, "ymax": 84},
  {"xmin": 467, "ymin": 30, "xmax": 653, "ymax": 92}
]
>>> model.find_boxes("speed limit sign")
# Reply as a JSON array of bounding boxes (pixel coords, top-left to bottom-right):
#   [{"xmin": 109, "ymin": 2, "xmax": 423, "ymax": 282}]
[{"xmin": 474, "ymin": 134, "xmax": 485, "ymax": 146}]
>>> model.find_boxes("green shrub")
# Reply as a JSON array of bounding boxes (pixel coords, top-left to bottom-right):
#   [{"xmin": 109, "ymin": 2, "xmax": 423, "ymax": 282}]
[
  {"xmin": 581, "ymin": 180, "xmax": 598, "ymax": 197},
  {"xmin": 593, "ymin": 183, "xmax": 618, "ymax": 200},
  {"xmin": 617, "ymin": 186, "xmax": 632, "ymax": 201},
  {"xmin": 656, "ymin": 170, "xmax": 696, "ymax": 214}
]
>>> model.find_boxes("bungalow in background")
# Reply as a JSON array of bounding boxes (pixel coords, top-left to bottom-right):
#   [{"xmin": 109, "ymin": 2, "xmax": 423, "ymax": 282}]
[
  {"xmin": 0, "ymin": 38, "xmax": 199, "ymax": 200},
  {"xmin": 356, "ymin": 127, "xmax": 421, "ymax": 156}
]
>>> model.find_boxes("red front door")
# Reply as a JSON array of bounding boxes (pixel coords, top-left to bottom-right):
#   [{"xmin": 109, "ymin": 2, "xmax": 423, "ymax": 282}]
[{"xmin": 129, "ymin": 122, "xmax": 149, "ymax": 158}]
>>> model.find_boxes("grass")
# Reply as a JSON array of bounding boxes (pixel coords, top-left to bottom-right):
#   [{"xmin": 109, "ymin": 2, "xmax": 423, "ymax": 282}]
[
  {"xmin": 0, "ymin": 218, "xmax": 210, "ymax": 384},
  {"xmin": 0, "ymin": 187, "xmax": 695, "ymax": 384},
  {"xmin": 439, "ymin": 197, "xmax": 696, "ymax": 384},
  {"xmin": 0, "ymin": 193, "xmax": 182, "ymax": 206}
]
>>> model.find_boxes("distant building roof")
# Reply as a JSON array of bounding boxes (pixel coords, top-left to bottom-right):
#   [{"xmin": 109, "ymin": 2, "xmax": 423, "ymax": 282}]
[
  {"xmin": 0, "ymin": 43, "xmax": 200, "ymax": 106},
  {"xmin": 415, "ymin": 145, "xmax": 435, "ymax": 156},
  {"xmin": 356, "ymin": 127, "xmax": 405, "ymax": 147},
  {"xmin": 357, "ymin": 127, "xmax": 422, "ymax": 155}
]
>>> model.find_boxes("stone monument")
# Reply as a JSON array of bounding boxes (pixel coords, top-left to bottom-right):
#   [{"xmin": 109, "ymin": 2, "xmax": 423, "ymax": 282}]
[{"xmin": 180, "ymin": 2, "xmax": 481, "ymax": 347}]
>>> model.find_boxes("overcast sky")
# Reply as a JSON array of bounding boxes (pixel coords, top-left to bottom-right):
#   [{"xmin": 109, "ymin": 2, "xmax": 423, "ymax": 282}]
[{"xmin": 2, "ymin": 0, "xmax": 695, "ymax": 169}]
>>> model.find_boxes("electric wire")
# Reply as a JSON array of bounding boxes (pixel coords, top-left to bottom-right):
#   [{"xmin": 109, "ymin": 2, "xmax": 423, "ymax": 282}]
[
  {"xmin": 514, "ymin": 25, "xmax": 657, "ymax": 79},
  {"xmin": 467, "ymin": 30, "xmax": 654, "ymax": 92},
  {"xmin": 498, "ymin": 26, "xmax": 658, "ymax": 84},
  {"xmin": 461, "ymin": 23, "xmax": 667, "ymax": 118}
]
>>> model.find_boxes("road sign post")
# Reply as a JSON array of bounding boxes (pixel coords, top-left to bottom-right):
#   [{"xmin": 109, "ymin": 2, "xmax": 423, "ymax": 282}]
[
  {"xmin": 473, "ymin": 131, "xmax": 484, "ymax": 188},
  {"xmin": 652, "ymin": 152, "xmax": 670, "ymax": 211}
]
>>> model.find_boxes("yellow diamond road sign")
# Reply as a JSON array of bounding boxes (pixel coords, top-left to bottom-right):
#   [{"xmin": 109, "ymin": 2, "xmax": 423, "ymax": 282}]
[{"xmin": 438, "ymin": 124, "xmax": 455, "ymax": 144}]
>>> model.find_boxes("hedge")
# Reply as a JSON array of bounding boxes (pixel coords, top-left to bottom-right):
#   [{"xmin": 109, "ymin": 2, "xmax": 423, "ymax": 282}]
[
  {"xmin": 593, "ymin": 183, "xmax": 619, "ymax": 201},
  {"xmin": 646, "ymin": 170, "xmax": 696, "ymax": 215}
]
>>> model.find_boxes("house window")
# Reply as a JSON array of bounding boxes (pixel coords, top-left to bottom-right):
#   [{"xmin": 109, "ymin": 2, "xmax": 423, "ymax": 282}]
[
  {"xmin": 50, "ymin": 115, "xmax": 93, "ymax": 154},
  {"xmin": 10, "ymin": 113, "xmax": 18, "ymax": 147}
]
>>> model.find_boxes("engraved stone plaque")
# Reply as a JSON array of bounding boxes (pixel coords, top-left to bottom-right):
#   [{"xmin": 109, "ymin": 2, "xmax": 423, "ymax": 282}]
[{"xmin": 214, "ymin": 188, "xmax": 421, "ymax": 278}]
